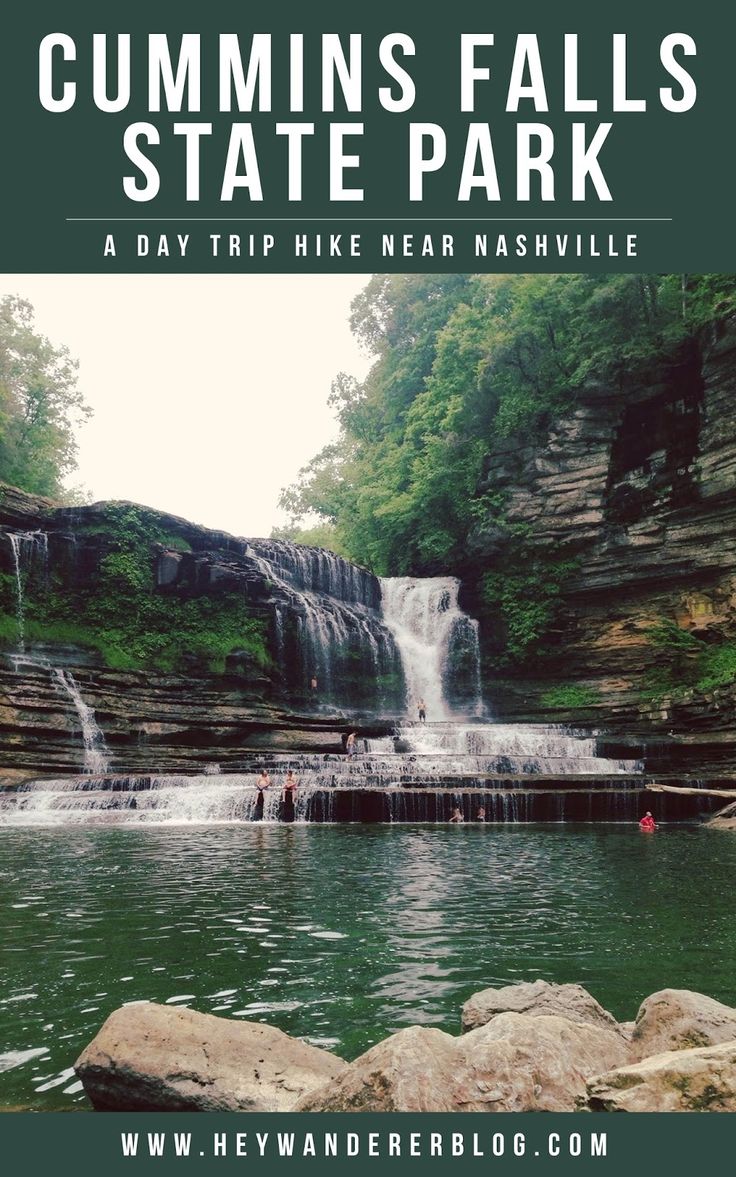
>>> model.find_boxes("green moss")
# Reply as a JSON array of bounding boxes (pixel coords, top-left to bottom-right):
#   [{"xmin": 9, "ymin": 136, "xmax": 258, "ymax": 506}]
[
  {"xmin": 158, "ymin": 533, "xmax": 193, "ymax": 553},
  {"xmin": 0, "ymin": 612, "xmax": 20, "ymax": 643},
  {"xmin": 6, "ymin": 505, "xmax": 271, "ymax": 676},
  {"xmin": 640, "ymin": 621, "xmax": 736, "ymax": 704},
  {"xmin": 697, "ymin": 644, "xmax": 736, "ymax": 692},
  {"xmin": 480, "ymin": 558, "xmax": 579, "ymax": 665},
  {"xmin": 540, "ymin": 684, "xmax": 599, "ymax": 709}
]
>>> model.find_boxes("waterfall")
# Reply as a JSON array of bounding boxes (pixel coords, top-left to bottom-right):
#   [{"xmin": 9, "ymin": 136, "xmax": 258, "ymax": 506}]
[
  {"xmin": 6, "ymin": 530, "xmax": 48, "ymax": 650},
  {"xmin": 0, "ymin": 772, "xmax": 716, "ymax": 827},
  {"xmin": 51, "ymin": 669, "xmax": 110, "ymax": 775},
  {"xmin": 243, "ymin": 540, "xmax": 403, "ymax": 708},
  {"xmin": 379, "ymin": 577, "xmax": 483, "ymax": 719}
]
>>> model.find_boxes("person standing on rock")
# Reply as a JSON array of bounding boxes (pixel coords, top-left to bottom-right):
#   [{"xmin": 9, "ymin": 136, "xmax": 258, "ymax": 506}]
[
  {"xmin": 346, "ymin": 732, "xmax": 357, "ymax": 758},
  {"xmin": 283, "ymin": 770, "xmax": 298, "ymax": 801},
  {"xmin": 418, "ymin": 699, "xmax": 427, "ymax": 723},
  {"xmin": 639, "ymin": 810, "xmax": 657, "ymax": 831},
  {"xmin": 256, "ymin": 771, "xmax": 271, "ymax": 792}
]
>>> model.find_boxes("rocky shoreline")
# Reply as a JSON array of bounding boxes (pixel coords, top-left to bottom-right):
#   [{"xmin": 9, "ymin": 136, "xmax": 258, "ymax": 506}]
[{"xmin": 74, "ymin": 980, "xmax": 736, "ymax": 1113}]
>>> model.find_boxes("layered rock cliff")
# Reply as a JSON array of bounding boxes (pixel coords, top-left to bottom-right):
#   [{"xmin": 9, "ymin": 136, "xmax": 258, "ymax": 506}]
[
  {"xmin": 0, "ymin": 490, "xmax": 400, "ymax": 777},
  {"xmin": 467, "ymin": 318, "xmax": 736, "ymax": 736},
  {"xmin": 2, "ymin": 318, "xmax": 736, "ymax": 778}
]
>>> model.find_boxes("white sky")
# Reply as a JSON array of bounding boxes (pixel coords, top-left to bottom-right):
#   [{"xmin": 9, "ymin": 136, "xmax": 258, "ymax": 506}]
[{"xmin": 1, "ymin": 275, "xmax": 373, "ymax": 537}]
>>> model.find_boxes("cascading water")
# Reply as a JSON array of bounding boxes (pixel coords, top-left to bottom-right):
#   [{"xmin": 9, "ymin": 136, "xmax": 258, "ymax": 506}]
[
  {"xmin": 379, "ymin": 576, "xmax": 483, "ymax": 719},
  {"xmin": 6, "ymin": 530, "xmax": 48, "ymax": 650},
  {"xmin": 243, "ymin": 540, "xmax": 404, "ymax": 708},
  {"xmin": 3, "ymin": 528, "xmax": 110, "ymax": 774},
  {"xmin": 0, "ymin": 530, "xmax": 660, "ymax": 824},
  {"xmin": 51, "ymin": 669, "xmax": 110, "ymax": 775}
]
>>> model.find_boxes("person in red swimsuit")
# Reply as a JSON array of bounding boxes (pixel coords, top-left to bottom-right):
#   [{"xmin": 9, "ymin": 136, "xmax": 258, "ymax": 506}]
[{"xmin": 639, "ymin": 811, "xmax": 657, "ymax": 831}]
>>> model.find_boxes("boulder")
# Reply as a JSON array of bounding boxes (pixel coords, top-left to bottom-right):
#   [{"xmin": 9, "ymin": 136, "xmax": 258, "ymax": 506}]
[
  {"xmin": 297, "ymin": 1012, "xmax": 629, "ymax": 1113},
  {"xmin": 706, "ymin": 801, "xmax": 736, "ymax": 830},
  {"xmin": 461, "ymin": 979, "xmax": 620, "ymax": 1035},
  {"xmin": 631, "ymin": 989, "xmax": 736, "ymax": 1060},
  {"xmin": 452, "ymin": 1013, "xmax": 630, "ymax": 1112},
  {"xmin": 74, "ymin": 1002, "xmax": 347, "ymax": 1112},
  {"xmin": 294, "ymin": 1026, "xmax": 458, "ymax": 1112},
  {"xmin": 586, "ymin": 1041, "xmax": 736, "ymax": 1111}
]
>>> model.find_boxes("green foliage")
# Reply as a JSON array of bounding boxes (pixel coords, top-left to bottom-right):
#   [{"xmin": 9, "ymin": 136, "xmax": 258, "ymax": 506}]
[
  {"xmin": 281, "ymin": 274, "xmax": 736, "ymax": 579},
  {"xmin": 270, "ymin": 521, "xmax": 349, "ymax": 558},
  {"xmin": 0, "ymin": 296, "xmax": 91, "ymax": 497},
  {"xmin": 158, "ymin": 533, "xmax": 193, "ymax": 553},
  {"xmin": 697, "ymin": 644, "xmax": 736, "ymax": 692},
  {"xmin": 540, "ymin": 684, "xmax": 599, "ymax": 709},
  {"xmin": 640, "ymin": 620, "xmax": 736, "ymax": 703},
  {"xmin": 645, "ymin": 619, "xmax": 701, "ymax": 653},
  {"xmin": 481, "ymin": 559, "xmax": 579, "ymax": 663},
  {"xmin": 2, "ymin": 505, "xmax": 270, "ymax": 675},
  {"xmin": 0, "ymin": 612, "xmax": 19, "ymax": 643}
]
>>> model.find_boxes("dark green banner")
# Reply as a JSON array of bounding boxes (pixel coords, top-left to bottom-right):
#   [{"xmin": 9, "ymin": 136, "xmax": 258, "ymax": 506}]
[
  {"xmin": 0, "ymin": 0, "xmax": 733, "ymax": 271},
  {"xmin": 1, "ymin": 1112, "xmax": 734, "ymax": 1174}
]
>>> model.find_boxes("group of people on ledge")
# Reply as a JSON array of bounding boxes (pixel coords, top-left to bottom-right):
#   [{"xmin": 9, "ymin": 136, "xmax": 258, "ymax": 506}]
[{"xmin": 255, "ymin": 769, "xmax": 298, "ymax": 801}]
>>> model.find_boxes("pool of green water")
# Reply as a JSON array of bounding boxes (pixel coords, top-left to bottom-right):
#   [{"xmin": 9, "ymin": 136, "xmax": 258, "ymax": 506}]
[{"xmin": 1, "ymin": 823, "xmax": 734, "ymax": 1110}]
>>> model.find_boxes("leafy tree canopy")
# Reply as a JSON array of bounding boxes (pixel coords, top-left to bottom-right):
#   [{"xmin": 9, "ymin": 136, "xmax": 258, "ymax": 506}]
[
  {"xmin": 0, "ymin": 296, "xmax": 91, "ymax": 498},
  {"xmin": 280, "ymin": 274, "xmax": 736, "ymax": 575}
]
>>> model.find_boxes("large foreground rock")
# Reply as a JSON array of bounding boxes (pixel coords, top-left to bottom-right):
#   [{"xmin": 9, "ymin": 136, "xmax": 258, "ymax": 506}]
[
  {"xmin": 295, "ymin": 1027, "xmax": 459, "ymax": 1112},
  {"xmin": 586, "ymin": 1041, "xmax": 736, "ymax": 1111},
  {"xmin": 74, "ymin": 1002, "xmax": 347, "ymax": 1111},
  {"xmin": 297, "ymin": 1012, "xmax": 629, "ymax": 1113},
  {"xmin": 453, "ymin": 1013, "xmax": 629, "ymax": 1112},
  {"xmin": 631, "ymin": 989, "xmax": 736, "ymax": 1060},
  {"xmin": 461, "ymin": 980, "xmax": 620, "ymax": 1035}
]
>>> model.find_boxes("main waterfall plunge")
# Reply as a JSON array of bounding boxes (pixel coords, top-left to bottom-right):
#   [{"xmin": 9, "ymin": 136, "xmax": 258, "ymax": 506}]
[{"xmin": 1, "ymin": 526, "xmax": 697, "ymax": 825}]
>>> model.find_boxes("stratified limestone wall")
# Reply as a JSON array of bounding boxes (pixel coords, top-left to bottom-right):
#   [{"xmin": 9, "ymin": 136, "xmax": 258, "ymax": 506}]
[
  {"xmin": 467, "ymin": 319, "xmax": 736, "ymax": 731},
  {"xmin": 0, "ymin": 490, "xmax": 397, "ymax": 777}
]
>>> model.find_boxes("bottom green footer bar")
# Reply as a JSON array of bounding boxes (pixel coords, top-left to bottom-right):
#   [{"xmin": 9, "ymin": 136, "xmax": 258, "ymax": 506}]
[{"xmin": 1, "ymin": 1113, "xmax": 733, "ymax": 1176}]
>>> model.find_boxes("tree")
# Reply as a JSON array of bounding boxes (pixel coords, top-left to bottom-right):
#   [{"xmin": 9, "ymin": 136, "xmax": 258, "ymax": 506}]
[
  {"xmin": 0, "ymin": 296, "xmax": 91, "ymax": 497},
  {"xmin": 280, "ymin": 273, "xmax": 736, "ymax": 577}
]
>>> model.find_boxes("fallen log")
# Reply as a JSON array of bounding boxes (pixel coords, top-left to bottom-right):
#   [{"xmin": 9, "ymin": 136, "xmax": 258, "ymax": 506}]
[{"xmin": 648, "ymin": 783, "xmax": 736, "ymax": 799}]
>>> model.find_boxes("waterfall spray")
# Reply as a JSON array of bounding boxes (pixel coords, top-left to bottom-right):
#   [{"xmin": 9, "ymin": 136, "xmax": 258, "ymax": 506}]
[
  {"xmin": 6, "ymin": 531, "xmax": 47, "ymax": 650},
  {"xmin": 52, "ymin": 669, "xmax": 110, "ymax": 775},
  {"xmin": 380, "ymin": 577, "xmax": 483, "ymax": 719}
]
